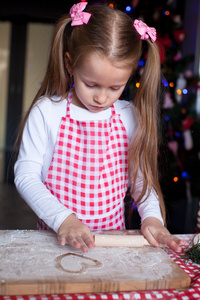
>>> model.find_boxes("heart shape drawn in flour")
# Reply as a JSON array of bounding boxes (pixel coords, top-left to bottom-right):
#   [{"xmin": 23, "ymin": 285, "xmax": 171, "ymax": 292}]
[{"xmin": 54, "ymin": 252, "xmax": 102, "ymax": 274}]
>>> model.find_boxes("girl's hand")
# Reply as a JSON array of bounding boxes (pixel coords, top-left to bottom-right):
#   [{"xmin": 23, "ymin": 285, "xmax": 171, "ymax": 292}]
[
  {"xmin": 57, "ymin": 214, "xmax": 95, "ymax": 252},
  {"xmin": 141, "ymin": 217, "xmax": 185, "ymax": 252}
]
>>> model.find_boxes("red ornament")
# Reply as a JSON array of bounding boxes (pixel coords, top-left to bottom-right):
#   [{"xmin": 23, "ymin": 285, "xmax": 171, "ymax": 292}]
[
  {"xmin": 156, "ymin": 34, "xmax": 172, "ymax": 64},
  {"xmin": 131, "ymin": 0, "xmax": 140, "ymax": 8},
  {"xmin": 173, "ymin": 29, "xmax": 185, "ymax": 44},
  {"xmin": 182, "ymin": 116, "xmax": 195, "ymax": 130}
]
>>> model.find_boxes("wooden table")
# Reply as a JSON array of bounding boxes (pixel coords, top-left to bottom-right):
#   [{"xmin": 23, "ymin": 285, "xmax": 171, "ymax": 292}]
[{"xmin": 0, "ymin": 232, "xmax": 199, "ymax": 300}]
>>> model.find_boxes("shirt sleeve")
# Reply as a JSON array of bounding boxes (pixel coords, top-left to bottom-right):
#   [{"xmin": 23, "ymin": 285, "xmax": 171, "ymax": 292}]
[
  {"xmin": 131, "ymin": 171, "xmax": 164, "ymax": 225},
  {"xmin": 14, "ymin": 102, "xmax": 74, "ymax": 233}
]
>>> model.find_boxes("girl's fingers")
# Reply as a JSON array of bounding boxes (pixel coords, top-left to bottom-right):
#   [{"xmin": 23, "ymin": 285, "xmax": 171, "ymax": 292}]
[
  {"xmin": 75, "ymin": 234, "xmax": 95, "ymax": 252},
  {"xmin": 74, "ymin": 236, "xmax": 88, "ymax": 252},
  {"xmin": 58, "ymin": 236, "xmax": 66, "ymax": 246},
  {"xmin": 156, "ymin": 233, "xmax": 184, "ymax": 252},
  {"xmin": 165, "ymin": 238, "xmax": 183, "ymax": 252},
  {"xmin": 82, "ymin": 233, "xmax": 95, "ymax": 248},
  {"xmin": 142, "ymin": 222, "xmax": 185, "ymax": 252},
  {"xmin": 142, "ymin": 229, "xmax": 160, "ymax": 248},
  {"xmin": 57, "ymin": 216, "xmax": 95, "ymax": 252},
  {"xmin": 67, "ymin": 235, "xmax": 82, "ymax": 248},
  {"xmin": 58, "ymin": 232, "xmax": 95, "ymax": 252},
  {"xmin": 63, "ymin": 235, "xmax": 87, "ymax": 252}
]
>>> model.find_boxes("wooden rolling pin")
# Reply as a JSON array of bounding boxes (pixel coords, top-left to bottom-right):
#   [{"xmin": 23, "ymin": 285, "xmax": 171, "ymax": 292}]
[{"xmin": 94, "ymin": 234, "xmax": 150, "ymax": 247}]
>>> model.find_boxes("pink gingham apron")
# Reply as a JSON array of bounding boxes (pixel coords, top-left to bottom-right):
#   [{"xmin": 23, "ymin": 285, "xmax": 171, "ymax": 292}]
[{"xmin": 37, "ymin": 89, "xmax": 129, "ymax": 231}]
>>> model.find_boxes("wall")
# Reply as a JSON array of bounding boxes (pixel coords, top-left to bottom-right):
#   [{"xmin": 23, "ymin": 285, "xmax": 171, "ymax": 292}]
[
  {"xmin": 23, "ymin": 23, "xmax": 53, "ymax": 114},
  {"xmin": 182, "ymin": 0, "xmax": 200, "ymax": 76},
  {"xmin": 0, "ymin": 22, "xmax": 53, "ymax": 183}
]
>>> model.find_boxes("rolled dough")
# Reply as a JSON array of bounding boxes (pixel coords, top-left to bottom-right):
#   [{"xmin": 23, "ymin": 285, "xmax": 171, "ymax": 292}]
[{"xmin": 95, "ymin": 234, "xmax": 150, "ymax": 247}]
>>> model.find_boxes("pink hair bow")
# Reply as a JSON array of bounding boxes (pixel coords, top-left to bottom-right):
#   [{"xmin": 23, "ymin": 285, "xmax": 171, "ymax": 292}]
[
  {"xmin": 70, "ymin": 2, "xmax": 91, "ymax": 26},
  {"xmin": 134, "ymin": 19, "xmax": 157, "ymax": 42}
]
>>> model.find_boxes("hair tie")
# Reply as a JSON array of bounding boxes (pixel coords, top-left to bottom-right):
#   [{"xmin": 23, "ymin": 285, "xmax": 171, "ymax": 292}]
[
  {"xmin": 133, "ymin": 19, "xmax": 157, "ymax": 42},
  {"xmin": 70, "ymin": 2, "xmax": 91, "ymax": 26}
]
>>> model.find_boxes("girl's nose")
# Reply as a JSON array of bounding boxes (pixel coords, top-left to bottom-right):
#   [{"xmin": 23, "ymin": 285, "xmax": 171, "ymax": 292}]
[{"xmin": 94, "ymin": 90, "xmax": 107, "ymax": 105}]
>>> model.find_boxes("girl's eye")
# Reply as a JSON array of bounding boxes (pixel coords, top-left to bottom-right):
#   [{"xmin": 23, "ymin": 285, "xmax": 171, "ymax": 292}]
[
  {"xmin": 84, "ymin": 82, "xmax": 121, "ymax": 90},
  {"xmin": 85, "ymin": 83, "xmax": 96, "ymax": 88},
  {"xmin": 111, "ymin": 87, "xmax": 120, "ymax": 91}
]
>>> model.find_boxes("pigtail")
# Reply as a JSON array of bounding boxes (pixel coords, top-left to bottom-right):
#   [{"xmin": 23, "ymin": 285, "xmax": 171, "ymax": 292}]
[{"xmin": 128, "ymin": 40, "xmax": 166, "ymax": 224}]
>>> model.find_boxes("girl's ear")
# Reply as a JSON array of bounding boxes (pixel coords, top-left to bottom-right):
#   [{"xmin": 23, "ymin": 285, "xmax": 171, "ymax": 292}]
[{"xmin": 65, "ymin": 52, "xmax": 73, "ymax": 74}]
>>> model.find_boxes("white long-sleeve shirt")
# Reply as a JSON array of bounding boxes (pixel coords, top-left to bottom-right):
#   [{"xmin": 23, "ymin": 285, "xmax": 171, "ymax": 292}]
[{"xmin": 14, "ymin": 96, "xmax": 163, "ymax": 232}]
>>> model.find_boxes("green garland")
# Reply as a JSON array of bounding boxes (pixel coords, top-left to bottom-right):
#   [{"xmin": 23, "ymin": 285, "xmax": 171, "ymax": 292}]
[{"xmin": 184, "ymin": 235, "xmax": 200, "ymax": 264}]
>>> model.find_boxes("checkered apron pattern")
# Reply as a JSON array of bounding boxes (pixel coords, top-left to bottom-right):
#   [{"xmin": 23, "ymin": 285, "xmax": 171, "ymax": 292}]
[{"xmin": 37, "ymin": 89, "xmax": 129, "ymax": 231}]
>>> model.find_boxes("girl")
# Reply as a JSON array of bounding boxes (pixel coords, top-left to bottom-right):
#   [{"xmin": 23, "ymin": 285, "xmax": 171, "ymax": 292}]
[{"xmin": 15, "ymin": 2, "xmax": 184, "ymax": 252}]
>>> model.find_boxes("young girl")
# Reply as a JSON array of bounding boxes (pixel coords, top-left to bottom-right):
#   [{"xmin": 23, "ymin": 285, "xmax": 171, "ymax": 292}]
[{"xmin": 15, "ymin": 2, "xmax": 184, "ymax": 252}]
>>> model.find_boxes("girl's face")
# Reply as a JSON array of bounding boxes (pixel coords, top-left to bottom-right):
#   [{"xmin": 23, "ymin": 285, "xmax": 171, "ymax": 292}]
[{"xmin": 70, "ymin": 53, "xmax": 133, "ymax": 113}]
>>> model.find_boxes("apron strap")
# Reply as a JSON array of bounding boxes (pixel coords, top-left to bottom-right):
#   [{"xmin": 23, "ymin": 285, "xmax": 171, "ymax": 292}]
[
  {"xmin": 110, "ymin": 104, "xmax": 116, "ymax": 116},
  {"xmin": 66, "ymin": 89, "xmax": 73, "ymax": 118}
]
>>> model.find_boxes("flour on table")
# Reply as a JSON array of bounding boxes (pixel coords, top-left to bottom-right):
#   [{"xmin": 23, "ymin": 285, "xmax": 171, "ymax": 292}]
[{"xmin": 0, "ymin": 230, "xmax": 177, "ymax": 283}]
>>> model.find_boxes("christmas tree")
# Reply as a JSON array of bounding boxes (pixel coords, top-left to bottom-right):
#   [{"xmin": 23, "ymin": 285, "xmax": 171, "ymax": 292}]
[{"xmin": 113, "ymin": 0, "xmax": 200, "ymax": 233}]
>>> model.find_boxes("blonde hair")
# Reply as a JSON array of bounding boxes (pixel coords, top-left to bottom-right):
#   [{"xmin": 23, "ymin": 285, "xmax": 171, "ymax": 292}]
[
  {"xmin": 128, "ymin": 40, "xmax": 166, "ymax": 224},
  {"xmin": 17, "ymin": 4, "xmax": 165, "ymax": 223}
]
